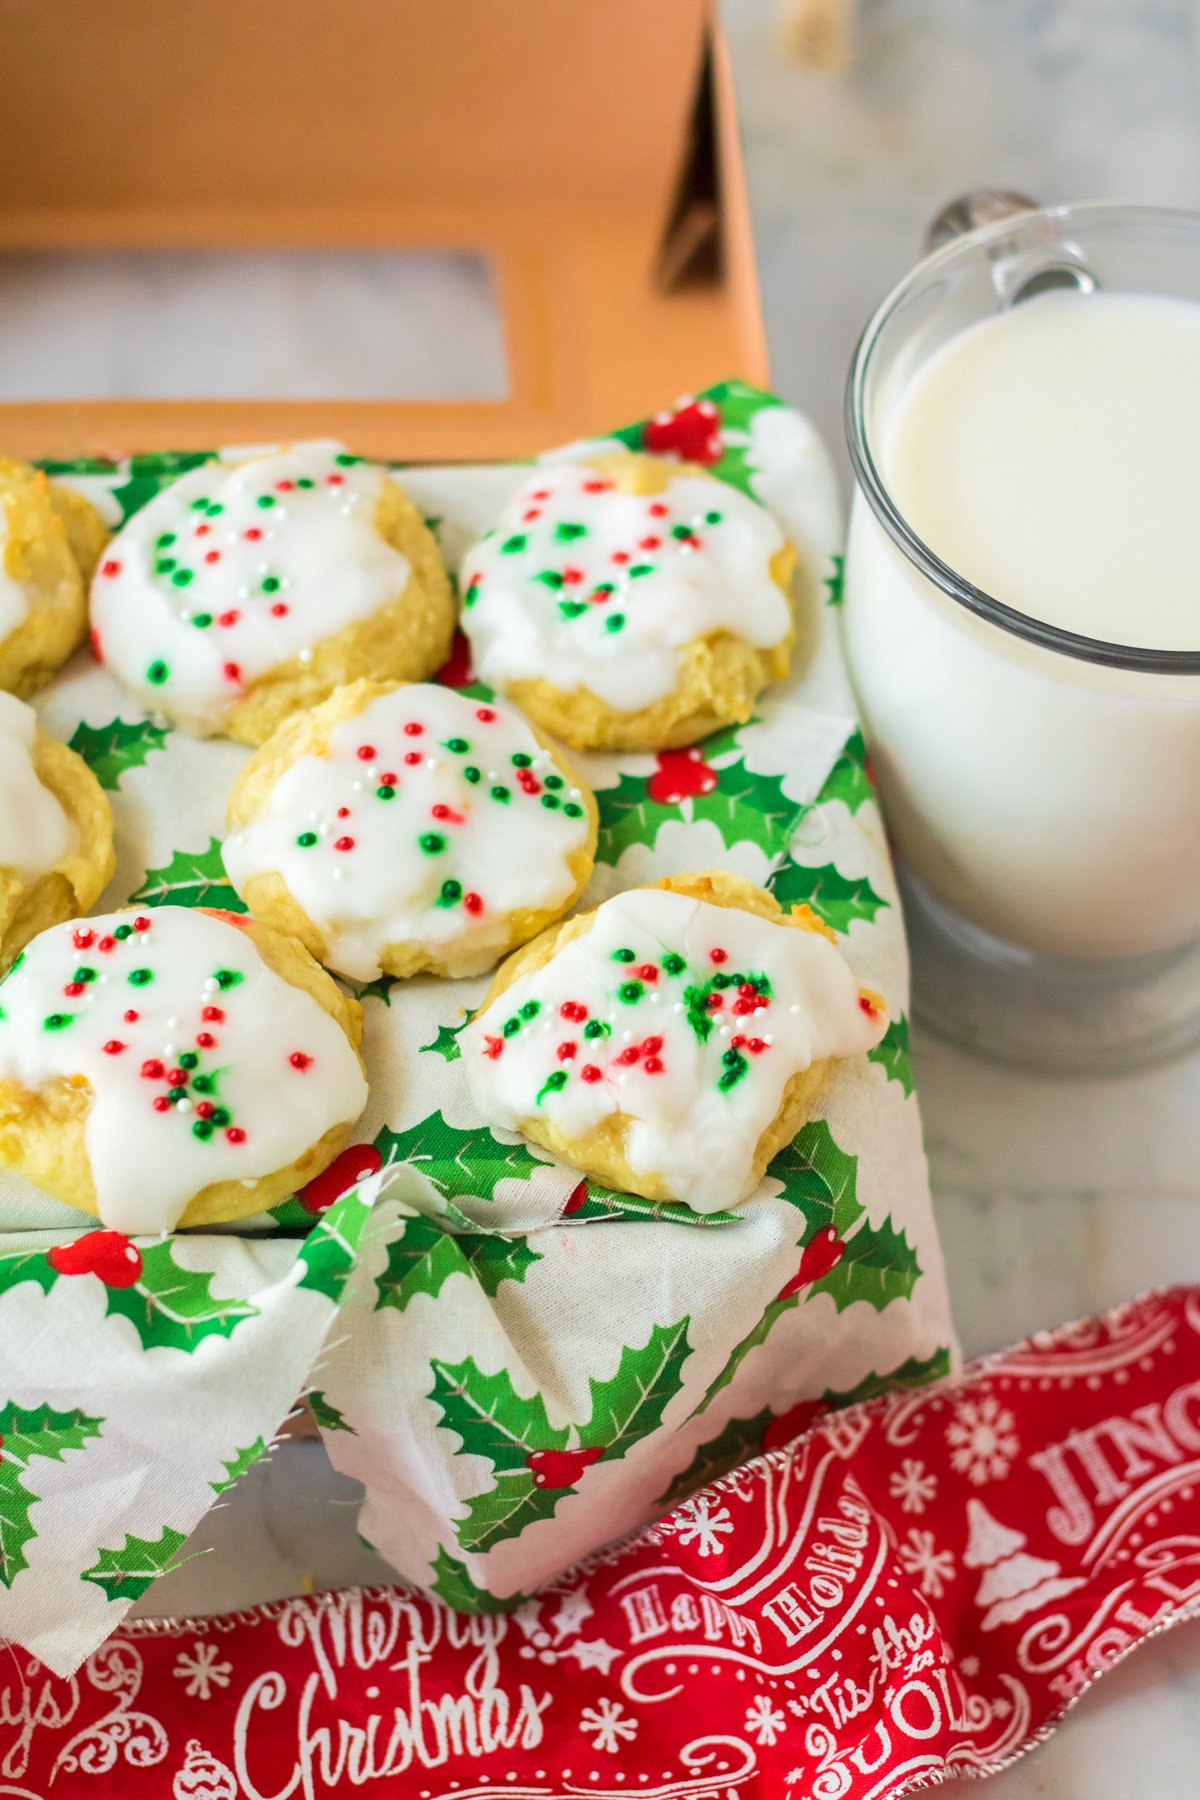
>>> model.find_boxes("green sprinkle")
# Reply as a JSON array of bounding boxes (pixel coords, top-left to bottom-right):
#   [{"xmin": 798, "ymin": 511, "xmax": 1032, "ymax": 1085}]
[
  {"xmin": 192, "ymin": 1119, "xmax": 215, "ymax": 1140},
  {"xmin": 501, "ymin": 533, "xmax": 527, "ymax": 554},
  {"xmin": 167, "ymin": 1086, "xmax": 187, "ymax": 1102},
  {"xmin": 663, "ymin": 952, "xmax": 686, "ymax": 975},
  {"xmin": 171, "ymin": 568, "xmax": 193, "ymax": 587},
  {"xmin": 43, "ymin": 1013, "xmax": 72, "ymax": 1031},
  {"xmin": 375, "ymin": 785, "xmax": 395, "ymax": 801},
  {"xmin": 490, "ymin": 785, "xmax": 510, "ymax": 804},
  {"xmin": 297, "ymin": 830, "xmax": 318, "ymax": 847},
  {"xmin": 261, "ymin": 575, "xmax": 280, "ymax": 593},
  {"xmin": 544, "ymin": 773, "xmax": 564, "ymax": 790},
  {"xmin": 115, "ymin": 924, "xmax": 134, "ymax": 940},
  {"xmin": 445, "ymin": 737, "xmax": 470, "ymax": 754},
  {"xmin": 296, "ymin": 477, "xmax": 315, "ymax": 489},
  {"xmin": 437, "ymin": 879, "xmax": 462, "ymax": 907},
  {"xmin": 613, "ymin": 947, "xmax": 636, "ymax": 963},
  {"xmin": 554, "ymin": 522, "xmax": 587, "ymax": 541},
  {"xmin": 156, "ymin": 532, "xmax": 177, "ymax": 548},
  {"xmin": 155, "ymin": 558, "xmax": 176, "ymax": 574},
  {"xmin": 605, "ymin": 613, "xmax": 625, "ymax": 633},
  {"xmin": 629, "ymin": 563, "xmax": 654, "ymax": 577},
  {"xmin": 563, "ymin": 801, "xmax": 584, "ymax": 818},
  {"xmin": 73, "ymin": 964, "xmax": 98, "ymax": 980},
  {"xmin": 671, "ymin": 524, "xmax": 693, "ymax": 540},
  {"xmin": 559, "ymin": 599, "xmax": 587, "ymax": 619},
  {"xmin": 534, "ymin": 569, "xmax": 564, "ymax": 589},
  {"xmin": 190, "ymin": 498, "xmax": 209, "ymax": 512},
  {"xmin": 419, "ymin": 832, "xmax": 446, "ymax": 854},
  {"xmin": 179, "ymin": 1051, "xmax": 198, "ymax": 1070},
  {"xmin": 257, "ymin": 494, "xmax": 276, "ymax": 509},
  {"xmin": 211, "ymin": 1106, "xmax": 231, "ymax": 1126},
  {"xmin": 205, "ymin": 502, "xmax": 224, "ymax": 517},
  {"xmin": 502, "ymin": 1017, "xmax": 521, "ymax": 1039},
  {"xmin": 334, "ymin": 452, "xmax": 361, "ymax": 467},
  {"xmin": 128, "ymin": 968, "xmax": 153, "ymax": 986},
  {"xmin": 464, "ymin": 765, "xmax": 481, "ymax": 784},
  {"xmin": 593, "ymin": 581, "xmax": 615, "ymax": 597},
  {"xmin": 520, "ymin": 1000, "xmax": 540, "ymax": 1020},
  {"xmin": 464, "ymin": 583, "xmax": 479, "ymax": 608},
  {"xmin": 192, "ymin": 1073, "xmax": 214, "ymax": 1094},
  {"xmin": 537, "ymin": 1068, "xmax": 569, "ymax": 1103},
  {"xmin": 584, "ymin": 1018, "xmax": 610, "ymax": 1039},
  {"xmin": 618, "ymin": 981, "xmax": 644, "ymax": 1004},
  {"xmin": 705, "ymin": 510, "xmax": 722, "ymax": 525},
  {"xmin": 511, "ymin": 752, "xmax": 532, "ymax": 769},
  {"xmin": 192, "ymin": 612, "xmax": 213, "ymax": 627},
  {"xmin": 215, "ymin": 968, "xmax": 243, "ymax": 989},
  {"xmin": 712, "ymin": 972, "xmax": 732, "ymax": 990},
  {"xmin": 722, "ymin": 1048, "xmax": 741, "ymax": 1067},
  {"xmin": 541, "ymin": 793, "xmax": 560, "ymax": 810}
]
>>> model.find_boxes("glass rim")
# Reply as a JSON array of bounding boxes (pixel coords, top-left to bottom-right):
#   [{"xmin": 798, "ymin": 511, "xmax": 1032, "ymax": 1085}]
[{"xmin": 845, "ymin": 198, "xmax": 1200, "ymax": 676}]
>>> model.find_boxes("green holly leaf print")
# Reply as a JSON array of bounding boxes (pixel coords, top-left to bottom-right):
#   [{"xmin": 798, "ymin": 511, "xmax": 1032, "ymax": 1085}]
[
  {"xmin": 347, "ymin": 974, "xmax": 399, "ymax": 1008},
  {"xmin": 82, "ymin": 1525, "xmax": 187, "ymax": 1602},
  {"xmin": 68, "ymin": 717, "xmax": 170, "ymax": 791},
  {"xmin": 294, "ymin": 1184, "xmax": 375, "ymax": 1305},
  {"xmin": 596, "ymin": 756, "xmax": 800, "ymax": 864},
  {"xmin": 462, "ymin": 1234, "xmax": 542, "ymax": 1297},
  {"xmin": 129, "ymin": 837, "xmax": 246, "ymax": 913},
  {"xmin": 211, "ymin": 1437, "xmax": 267, "ymax": 1495},
  {"xmin": 579, "ymin": 1317, "xmax": 692, "ymax": 1459},
  {"xmin": 811, "ymin": 1214, "xmax": 921, "ymax": 1314},
  {"xmin": 824, "ymin": 554, "xmax": 845, "ymax": 607},
  {"xmin": 309, "ymin": 1390, "xmax": 355, "ymax": 1434},
  {"xmin": 420, "ymin": 1019, "xmax": 471, "ymax": 1062},
  {"xmin": 818, "ymin": 728, "xmax": 873, "ymax": 815},
  {"xmin": 0, "ymin": 1402, "xmax": 103, "ymax": 1587},
  {"xmin": 104, "ymin": 1240, "xmax": 260, "ymax": 1352},
  {"xmin": 431, "ymin": 1359, "xmax": 568, "ymax": 1474},
  {"xmin": 0, "ymin": 1248, "xmax": 59, "ymax": 1303},
  {"xmin": 822, "ymin": 1345, "xmax": 951, "ymax": 1411},
  {"xmin": 375, "ymin": 1113, "xmax": 550, "ymax": 1207},
  {"xmin": 769, "ymin": 858, "xmax": 888, "ymax": 934},
  {"xmin": 375, "ymin": 1212, "xmax": 465, "ymax": 1310},
  {"xmin": 109, "ymin": 452, "xmax": 214, "ymax": 525},
  {"xmin": 869, "ymin": 1014, "xmax": 915, "ymax": 1097},
  {"xmin": 429, "ymin": 1546, "xmax": 526, "ymax": 1615},
  {"xmin": 660, "ymin": 1409, "xmax": 773, "ymax": 1509}
]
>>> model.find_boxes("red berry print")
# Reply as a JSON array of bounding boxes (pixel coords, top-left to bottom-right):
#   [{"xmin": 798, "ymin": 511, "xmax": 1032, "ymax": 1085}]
[
  {"xmin": 563, "ymin": 1178, "xmax": 589, "ymax": 1214},
  {"xmin": 296, "ymin": 1143, "xmax": 383, "ymax": 1216},
  {"xmin": 526, "ymin": 1445, "xmax": 604, "ymax": 1490},
  {"xmin": 48, "ymin": 1230, "xmax": 143, "ymax": 1288},
  {"xmin": 643, "ymin": 396, "xmax": 722, "ymax": 464},
  {"xmin": 648, "ymin": 746, "xmax": 719, "ymax": 806},
  {"xmin": 779, "ymin": 1227, "xmax": 846, "ymax": 1299}
]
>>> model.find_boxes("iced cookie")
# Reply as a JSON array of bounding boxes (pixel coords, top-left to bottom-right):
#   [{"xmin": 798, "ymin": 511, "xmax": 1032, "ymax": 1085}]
[
  {"xmin": 90, "ymin": 445, "xmax": 455, "ymax": 744},
  {"xmin": 463, "ymin": 871, "xmax": 885, "ymax": 1213},
  {"xmin": 224, "ymin": 680, "xmax": 598, "ymax": 982},
  {"xmin": 0, "ymin": 692, "xmax": 115, "ymax": 970},
  {"xmin": 0, "ymin": 905, "xmax": 368, "ymax": 1233},
  {"xmin": 459, "ymin": 453, "xmax": 796, "ymax": 751},
  {"xmin": 0, "ymin": 456, "xmax": 109, "ymax": 696}
]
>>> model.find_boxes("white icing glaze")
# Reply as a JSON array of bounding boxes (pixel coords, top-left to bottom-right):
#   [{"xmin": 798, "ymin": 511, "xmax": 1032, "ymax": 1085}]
[
  {"xmin": 464, "ymin": 886, "xmax": 884, "ymax": 1213},
  {"xmin": 90, "ymin": 448, "xmax": 413, "ymax": 735},
  {"xmin": 0, "ymin": 907, "xmax": 367, "ymax": 1232},
  {"xmin": 0, "ymin": 692, "xmax": 75, "ymax": 882},
  {"xmin": 223, "ymin": 684, "xmax": 592, "ymax": 981},
  {"xmin": 0, "ymin": 508, "xmax": 31, "ymax": 641},
  {"xmin": 459, "ymin": 462, "xmax": 790, "ymax": 712}
]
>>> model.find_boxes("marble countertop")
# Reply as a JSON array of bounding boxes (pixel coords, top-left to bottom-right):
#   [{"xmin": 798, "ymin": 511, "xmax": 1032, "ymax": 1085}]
[{"xmin": 13, "ymin": 2, "xmax": 1199, "ymax": 1789}]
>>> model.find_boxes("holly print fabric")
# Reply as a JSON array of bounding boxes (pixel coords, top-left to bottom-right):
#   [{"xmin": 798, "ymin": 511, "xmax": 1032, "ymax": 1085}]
[{"xmin": 2, "ymin": 384, "xmax": 952, "ymax": 1666}]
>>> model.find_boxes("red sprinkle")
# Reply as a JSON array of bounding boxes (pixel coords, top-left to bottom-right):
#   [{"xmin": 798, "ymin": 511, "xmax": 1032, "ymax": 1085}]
[
  {"xmin": 97, "ymin": 936, "xmax": 116, "ymax": 953},
  {"xmin": 101, "ymin": 559, "xmax": 121, "ymax": 578},
  {"xmin": 730, "ymin": 1035, "xmax": 746, "ymax": 1050},
  {"xmin": 747, "ymin": 1038, "xmax": 767, "ymax": 1055},
  {"xmin": 560, "ymin": 1000, "xmax": 588, "ymax": 1021},
  {"xmin": 580, "ymin": 1064, "xmax": 602, "ymax": 1082},
  {"xmin": 123, "ymin": 1010, "xmax": 139, "ymax": 1023},
  {"xmin": 636, "ymin": 964, "xmax": 658, "ymax": 982},
  {"xmin": 72, "ymin": 929, "xmax": 94, "ymax": 949},
  {"xmin": 530, "ymin": 489, "xmax": 551, "ymax": 501},
  {"xmin": 196, "ymin": 1032, "xmax": 216, "ymax": 1049},
  {"xmin": 557, "ymin": 1042, "xmax": 577, "ymax": 1062},
  {"xmin": 270, "ymin": 602, "xmax": 288, "ymax": 617},
  {"xmin": 611, "ymin": 551, "xmax": 630, "ymax": 566},
  {"xmin": 706, "ymin": 992, "xmax": 724, "ymax": 1011},
  {"xmin": 223, "ymin": 662, "xmax": 241, "ymax": 683},
  {"xmin": 195, "ymin": 524, "xmax": 211, "ymax": 537},
  {"xmin": 226, "ymin": 1126, "xmax": 246, "ymax": 1144},
  {"xmin": 357, "ymin": 745, "xmax": 376, "ymax": 761},
  {"xmin": 562, "ymin": 566, "xmax": 584, "ymax": 585},
  {"xmin": 859, "ymin": 994, "xmax": 881, "ymax": 1019},
  {"xmin": 648, "ymin": 502, "xmax": 668, "ymax": 517},
  {"xmin": 483, "ymin": 1035, "xmax": 504, "ymax": 1060},
  {"xmin": 133, "ymin": 916, "xmax": 151, "ymax": 932},
  {"xmin": 523, "ymin": 508, "xmax": 541, "ymax": 522},
  {"xmin": 431, "ymin": 803, "xmax": 451, "ymax": 820},
  {"xmin": 644, "ymin": 1056, "xmax": 664, "ymax": 1074},
  {"xmin": 205, "ymin": 550, "xmax": 222, "ymax": 564},
  {"xmin": 404, "ymin": 751, "xmax": 422, "ymax": 766},
  {"xmin": 617, "ymin": 1046, "xmax": 640, "ymax": 1065},
  {"xmin": 102, "ymin": 1040, "xmax": 125, "ymax": 1056},
  {"xmin": 202, "ymin": 1006, "xmax": 224, "ymax": 1022},
  {"xmin": 336, "ymin": 806, "xmax": 351, "ymax": 819},
  {"xmin": 732, "ymin": 998, "xmax": 753, "ymax": 1016},
  {"xmin": 583, "ymin": 479, "xmax": 613, "ymax": 493},
  {"xmin": 244, "ymin": 527, "xmax": 263, "ymax": 541},
  {"xmin": 517, "ymin": 769, "xmax": 541, "ymax": 796},
  {"xmin": 327, "ymin": 473, "xmax": 345, "ymax": 486},
  {"xmin": 152, "ymin": 1096, "xmax": 171, "ymax": 1112},
  {"xmin": 639, "ymin": 536, "xmax": 661, "ymax": 551},
  {"xmin": 334, "ymin": 836, "xmax": 354, "ymax": 852},
  {"xmin": 168, "ymin": 1068, "xmax": 187, "ymax": 1085},
  {"xmin": 141, "ymin": 1059, "xmax": 164, "ymax": 1079},
  {"xmin": 63, "ymin": 982, "xmax": 84, "ymax": 998},
  {"xmin": 403, "ymin": 721, "xmax": 424, "ymax": 737},
  {"xmin": 276, "ymin": 479, "xmax": 294, "ymax": 491},
  {"xmin": 463, "ymin": 892, "xmax": 483, "ymax": 915},
  {"xmin": 218, "ymin": 609, "xmax": 239, "ymax": 626},
  {"xmin": 643, "ymin": 1036, "xmax": 664, "ymax": 1055},
  {"xmin": 476, "ymin": 707, "xmax": 496, "ymax": 722},
  {"xmin": 195, "ymin": 1101, "xmax": 215, "ymax": 1119},
  {"xmin": 710, "ymin": 947, "xmax": 728, "ymax": 964},
  {"xmin": 289, "ymin": 1052, "xmax": 313, "ymax": 1071},
  {"xmin": 380, "ymin": 771, "xmax": 398, "ymax": 786}
]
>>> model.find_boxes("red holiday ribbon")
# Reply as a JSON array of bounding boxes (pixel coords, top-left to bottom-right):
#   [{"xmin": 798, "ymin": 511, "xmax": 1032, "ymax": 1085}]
[{"xmin": 7, "ymin": 1286, "xmax": 1200, "ymax": 1799}]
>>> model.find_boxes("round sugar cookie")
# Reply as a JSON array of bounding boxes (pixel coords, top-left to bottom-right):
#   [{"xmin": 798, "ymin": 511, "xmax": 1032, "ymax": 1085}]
[
  {"xmin": 0, "ymin": 456, "xmax": 109, "ymax": 696},
  {"xmin": 463, "ymin": 871, "xmax": 886, "ymax": 1213},
  {"xmin": 458, "ymin": 453, "xmax": 796, "ymax": 751},
  {"xmin": 0, "ymin": 905, "xmax": 368, "ymax": 1233},
  {"xmin": 224, "ymin": 680, "xmax": 598, "ymax": 982},
  {"xmin": 90, "ymin": 445, "xmax": 455, "ymax": 744},
  {"xmin": 0, "ymin": 691, "xmax": 115, "ymax": 970}
]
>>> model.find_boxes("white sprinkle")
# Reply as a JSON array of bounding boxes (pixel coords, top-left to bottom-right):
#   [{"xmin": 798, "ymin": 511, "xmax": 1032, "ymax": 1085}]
[
  {"xmin": 487, "ymin": 771, "xmax": 499, "ymax": 782},
  {"xmin": 763, "ymin": 1033, "xmax": 774, "ymax": 1044},
  {"xmin": 97, "ymin": 974, "xmax": 108, "ymax": 985},
  {"xmin": 319, "ymin": 822, "xmax": 329, "ymax": 835},
  {"xmin": 163, "ymin": 1045, "xmax": 176, "ymax": 1058},
  {"xmin": 307, "ymin": 809, "xmax": 320, "ymax": 822},
  {"xmin": 650, "ymin": 993, "xmax": 661, "ymax": 1004},
  {"xmin": 176, "ymin": 1098, "xmax": 193, "ymax": 1114},
  {"xmin": 425, "ymin": 757, "xmax": 437, "ymax": 771},
  {"xmin": 166, "ymin": 1017, "xmax": 179, "ymax": 1030},
  {"xmin": 719, "ymin": 1024, "xmax": 731, "ymax": 1037},
  {"xmin": 340, "ymin": 503, "xmax": 354, "ymax": 516},
  {"xmin": 352, "ymin": 780, "xmax": 364, "ymax": 793},
  {"xmin": 622, "ymin": 1029, "xmax": 635, "ymax": 1043},
  {"xmin": 331, "ymin": 868, "xmax": 344, "ymax": 882},
  {"xmin": 238, "ymin": 585, "xmax": 251, "ymax": 599},
  {"xmin": 298, "ymin": 647, "xmax": 313, "ymax": 664},
  {"xmin": 257, "ymin": 562, "xmax": 269, "ymax": 575},
  {"xmin": 789, "ymin": 1004, "xmax": 802, "ymax": 1015},
  {"xmin": 672, "ymin": 1002, "xmax": 684, "ymax": 1014},
  {"xmin": 204, "ymin": 978, "xmax": 219, "ymax": 994}
]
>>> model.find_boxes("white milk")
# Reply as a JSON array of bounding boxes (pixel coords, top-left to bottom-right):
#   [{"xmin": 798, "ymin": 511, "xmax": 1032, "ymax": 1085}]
[{"xmin": 843, "ymin": 289, "xmax": 1200, "ymax": 962}]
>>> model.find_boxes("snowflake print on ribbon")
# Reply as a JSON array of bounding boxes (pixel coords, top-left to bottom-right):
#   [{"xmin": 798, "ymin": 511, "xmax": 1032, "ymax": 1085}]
[
  {"xmin": 671, "ymin": 1493, "xmax": 735, "ymax": 1558},
  {"xmin": 888, "ymin": 1456, "xmax": 938, "ymax": 1515},
  {"xmin": 578, "ymin": 1698, "xmax": 639, "ymax": 1754},
  {"xmin": 897, "ymin": 1528, "xmax": 957, "ymax": 1599},
  {"xmin": 744, "ymin": 1693, "xmax": 788, "ymax": 1748},
  {"xmin": 946, "ymin": 1394, "xmax": 1020, "ymax": 1485},
  {"xmin": 173, "ymin": 1641, "xmax": 233, "ymax": 1700}
]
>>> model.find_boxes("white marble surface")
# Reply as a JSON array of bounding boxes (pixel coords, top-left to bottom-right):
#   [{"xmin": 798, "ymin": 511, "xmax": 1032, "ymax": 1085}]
[{"xmin": 21, "ymin": 4, "xmax": 1200, "ymax": 1789}]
